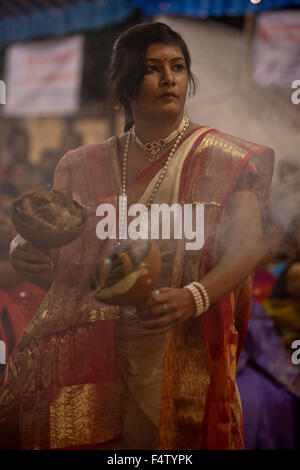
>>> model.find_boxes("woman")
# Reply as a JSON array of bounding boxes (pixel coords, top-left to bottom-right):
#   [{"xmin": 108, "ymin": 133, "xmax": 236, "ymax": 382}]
[{"xmin": 0, "ymin": 23, "xmax": 274, "ymax": 450}]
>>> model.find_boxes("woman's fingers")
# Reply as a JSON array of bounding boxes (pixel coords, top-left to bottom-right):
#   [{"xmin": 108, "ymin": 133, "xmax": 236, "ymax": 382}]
[
  {"xmin": 11, "ymin": 248, "xmax": 51, "ymax": 264},
  {"xmin": 136, "ymin": 290, "xmax": 170, "ymax": 314},
  {"xmin": 137, "ymin": 289, "xmax": 174, "ymax": 319},
  {"xmin": 148, "ymin": 302, "xmax": 173, "ymax": 316},
  {"xmin": 16, "ymin": 259, "xmax": 53, "ymax": 274},
  {"xmin": 142, "ymin": 324, "xmax": 175, "ymax": 336},
  {"xmin": 137, "ymin": 287, "xmax": 196, "ymax": 334},
  {"xmin": 10, "ymin": 239, "xmax": 54, "ymax": 275},
  {"xmin": 145, "ymin": 287, "xmax": 172, "ymax": 306},
  {"xmin": 138, "ymin": 307, "xmax": 182, "ymax": 329}
]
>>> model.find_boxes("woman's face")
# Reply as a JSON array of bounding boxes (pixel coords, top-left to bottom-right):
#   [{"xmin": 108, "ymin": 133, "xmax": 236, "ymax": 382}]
[{"xmin": 130, "ymin": 43, "xmax": 189, "ymax": 122}]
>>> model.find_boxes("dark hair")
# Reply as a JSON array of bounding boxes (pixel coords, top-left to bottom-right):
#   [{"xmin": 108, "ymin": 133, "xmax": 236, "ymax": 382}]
[
  {"xmin": 6, "ymin": 126, "xmax": 30, "ymax": 152},
  {"xmin": 110, "ymin": 22, "xmax": 196, "ymax": 130},
  {"xmin": 278, "ymin": 159, "xmax": 299, "ymax": 179},
  {"xmin": 0, "ymin": 179, "xmax": 19, "ymax": 198},
  {"xmin": 5, "ymin": 160, "xmax": 33, "ymax": 178}
]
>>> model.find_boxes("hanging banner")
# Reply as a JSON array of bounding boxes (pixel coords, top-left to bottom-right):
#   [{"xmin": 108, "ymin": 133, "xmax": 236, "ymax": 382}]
[
  {"xmin": 253, "ymin": 10, "xmax": 300, "ymax": 86},
  {"xmin": 4, "ymin": 35, "xmax": 83, "ymax": 116}
]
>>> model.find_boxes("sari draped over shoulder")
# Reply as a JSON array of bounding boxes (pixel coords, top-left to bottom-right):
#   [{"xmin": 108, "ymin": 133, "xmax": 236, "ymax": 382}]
[{"xmin": 0, "ymin": 127, "xmax": 274, "ymax": 450}]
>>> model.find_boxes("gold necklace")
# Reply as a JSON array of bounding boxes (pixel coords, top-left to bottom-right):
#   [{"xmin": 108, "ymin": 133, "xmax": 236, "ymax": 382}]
[
  {"xmin": 120, "ymin": 117, "xmax": 190, "ymax": 237},
  {"xmin": 132, "ymin": 116, "xmax": 188, "ymax": 162}
]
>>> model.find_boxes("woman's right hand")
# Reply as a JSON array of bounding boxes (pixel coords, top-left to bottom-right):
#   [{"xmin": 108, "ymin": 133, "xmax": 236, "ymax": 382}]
[{"xmin": 9, "ymin": 234, "xmax": 54, "ymax": 279}]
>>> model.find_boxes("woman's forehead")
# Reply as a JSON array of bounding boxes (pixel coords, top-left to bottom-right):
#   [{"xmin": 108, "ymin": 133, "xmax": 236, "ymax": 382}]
[{"xmin": 145, "ymin": 43, "xmax": 184, "ymax": 60}]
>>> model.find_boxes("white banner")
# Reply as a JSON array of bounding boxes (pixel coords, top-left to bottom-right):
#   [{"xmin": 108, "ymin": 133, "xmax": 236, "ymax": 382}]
[
  {"xmin": 4, "ymin": 35, "xmax": 83, "ymax": 116},
  {"xmin": 253, "ymin": 10, "xmax": 300, "ymax": 86}
]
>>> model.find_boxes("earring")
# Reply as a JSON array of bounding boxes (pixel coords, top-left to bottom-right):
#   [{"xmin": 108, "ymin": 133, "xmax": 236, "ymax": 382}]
[{"xmin": 114, "ymin": 103, "xmax": 121, "ymax": 111}]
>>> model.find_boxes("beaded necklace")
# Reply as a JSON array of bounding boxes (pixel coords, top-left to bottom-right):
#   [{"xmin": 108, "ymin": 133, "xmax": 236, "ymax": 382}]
[{"xmin": 119, "ymin": 116, "xmax": 190, "ymax": 237}]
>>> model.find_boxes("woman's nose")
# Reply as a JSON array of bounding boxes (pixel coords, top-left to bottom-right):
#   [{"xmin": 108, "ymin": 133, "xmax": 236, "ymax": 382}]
[{"xmin": 160, "ymin": 67, "xmax": 175, "ymax": 86}]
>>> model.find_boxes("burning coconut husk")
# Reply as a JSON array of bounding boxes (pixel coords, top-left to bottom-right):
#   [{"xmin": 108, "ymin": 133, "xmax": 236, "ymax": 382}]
[
  {"xmin": 88, "ymin": 239, "xmax": 161, "ymax": 306},
  {"xmin": 14, "ymin": 188, "xmax": 85, "ymax": 232}
]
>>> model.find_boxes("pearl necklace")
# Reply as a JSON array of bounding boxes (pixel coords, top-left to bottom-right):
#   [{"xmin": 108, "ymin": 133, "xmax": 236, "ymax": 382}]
[
  {"xmin": 120, "ymin": 117, "xmax": 190, "ymax": 236},
  {"xmin": 132, "ymin": 116, "xmax": 188, "ymax": 162}
]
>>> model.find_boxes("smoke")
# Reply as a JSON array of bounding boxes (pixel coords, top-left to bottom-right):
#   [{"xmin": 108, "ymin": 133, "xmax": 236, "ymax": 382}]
[{"xmin": 155, "ymin": 15, "xmax": 300, "ymax": 170}]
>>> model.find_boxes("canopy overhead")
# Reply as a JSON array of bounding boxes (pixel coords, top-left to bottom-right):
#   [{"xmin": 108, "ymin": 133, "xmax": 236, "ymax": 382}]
[
  {"xmin": 0, "ymin": 0, "xmax": 136, "ymax": 46},
  {"xmin": 134, "ymin": 0, "xmax": 300, "ymax": 17},
  {"xmin": 0, "ymin": 0, "xmax": 300, "ymax": 46}
]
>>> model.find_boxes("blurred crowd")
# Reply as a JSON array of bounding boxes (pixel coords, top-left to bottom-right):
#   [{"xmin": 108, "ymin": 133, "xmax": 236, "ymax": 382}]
[
  {"xmin": 0, "ymin": 125, "xmax": 299, "ymax": 449},
  {"xmin": 0, "ymin": 123, "xmax": 84, "ymax": 375},
  {"xmin": 237, "ymin": 159, "xmax": 300, "ymax": 450},
  {"xmin": 1, "ymin": 124, "xmax": 84, "ymax": 193}
]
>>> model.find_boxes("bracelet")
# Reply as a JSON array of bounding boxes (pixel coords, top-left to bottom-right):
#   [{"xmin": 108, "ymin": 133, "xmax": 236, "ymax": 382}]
[
  {"xmin": 192, "ymin": 282, "xmax": 210, "ymax": 312},
  {"xmin": 184, "ymin": 283, "xmax": 204, "ymax": 318}
]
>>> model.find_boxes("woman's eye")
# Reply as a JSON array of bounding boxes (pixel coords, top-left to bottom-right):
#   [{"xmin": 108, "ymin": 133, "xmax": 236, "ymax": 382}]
[
  {"xmin": 145, "ymin": 65, "xmax": 158, "ymax": 73},
  {"xmin": 173, "ymin": 64, "xmax": 185, "ymax": 71}
]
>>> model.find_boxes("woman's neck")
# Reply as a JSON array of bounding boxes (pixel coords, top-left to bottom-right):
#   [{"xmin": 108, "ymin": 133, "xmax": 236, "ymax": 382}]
[{"xmin": 132, "ymin": 114, "xmax": 185, "ymax": 143}]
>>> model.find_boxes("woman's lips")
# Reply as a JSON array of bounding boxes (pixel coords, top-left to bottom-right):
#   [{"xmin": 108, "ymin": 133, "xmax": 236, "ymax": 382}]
[{"xmin": 159, "ymin": 93, "xmax": 177, "ymax": 100}]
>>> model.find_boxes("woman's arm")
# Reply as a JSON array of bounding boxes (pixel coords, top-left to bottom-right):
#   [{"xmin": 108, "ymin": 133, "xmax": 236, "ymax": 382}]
[
  {"xmin": 138, "ymin": 191, "xmax": 263, "ymax": 334},
  {"xmin": 199, "ymin": 190, "xmax": 263, "ymax": 304},
  {"xmin": 9, "ymin": 234, "xmax": 55, "ymax": 289},
  {"xmin": 8, "ymin": 154, "xmax": 70, "ymax": 287}
]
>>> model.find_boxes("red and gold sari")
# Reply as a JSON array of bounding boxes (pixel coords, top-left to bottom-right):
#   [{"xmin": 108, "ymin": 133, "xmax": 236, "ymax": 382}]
[{"xmin": 0, "ymin": 126, "xmax": 274, "ymax": 450}]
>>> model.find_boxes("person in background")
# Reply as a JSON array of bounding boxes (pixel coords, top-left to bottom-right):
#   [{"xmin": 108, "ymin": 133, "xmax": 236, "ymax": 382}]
[
  {"xmin": 236, "ymin": 297, "xmax": 299, "ymax": 450},
  {"xmin": 59, "ymin": 123, "xmax": 84, "ymax": 156},
  {"xmin": 38, "ymin": 149, "xmax": 61, "ymax": 186},
  {"xmin": 251, "ymin": 215, "xmax": 284, "ymax": 305},
  {"xmin": 265, "ymin": 215, "xmax": 300, "ymax": 348},
  {"xmin": 35, "ymin": 127, "xmax": 83, "ymax": 187},
  {"xmin": 269, "ymin": 159, "xmax": 300, "ymax": 242},
  {"xmin": 5, "ymin": 161, "xmax": 34, "ymax": 193},
  {"xmin": 237, "ymin": 213, "xmax": 300, "ymax": 450},
  {"xmin": 252, "ymin": 159, "xmax": 300, "ymax": 304},
  {"xmin": 6, "ymin": 126, "xmax": 30, "ymax": 165},
  {"xmin": 277, "ymin": 158, "xmax": 300, "ymax": 189},
  {"xmin": 0, "ymin": 179, "xmax": 48, "ymax": 367}
]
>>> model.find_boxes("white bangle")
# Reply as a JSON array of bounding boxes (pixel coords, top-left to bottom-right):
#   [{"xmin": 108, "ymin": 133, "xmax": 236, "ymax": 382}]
[
  {"xmin": 192, "ymin": 282, "xmax": 210, "ymax": 312},
  {"xmin": 184, "ymin": 283, "xmax": 204, "ymax": 318}
]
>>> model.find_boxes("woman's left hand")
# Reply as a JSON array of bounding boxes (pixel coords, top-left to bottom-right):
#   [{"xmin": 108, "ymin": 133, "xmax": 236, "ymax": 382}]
[{"xmin": 136, "ymin": 287, "xmax": 195, "ymax": 335}]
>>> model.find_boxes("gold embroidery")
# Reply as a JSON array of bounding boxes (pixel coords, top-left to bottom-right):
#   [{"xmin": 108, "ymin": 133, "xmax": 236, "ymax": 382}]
[
  {"xmin": 49, "ymin": 383, "xmax": 121, "ymax": 449},
  {"xmin": 159, "ymin": 323, "xmax": 210, "ymax": 449},
  {"xmin": 25, "ymin": 290, "xmax": 120, "ymax": 338},
  {"xmin": 193, "ymin": 201, "xmax": 224, "ymax": 208},
  {"xmin": 41, "ymin": 309, "xmax": 48, "ymax": 320},
  {"xmin": 83, "ymin": 307, "xmax": 120, "ymax": 323}
]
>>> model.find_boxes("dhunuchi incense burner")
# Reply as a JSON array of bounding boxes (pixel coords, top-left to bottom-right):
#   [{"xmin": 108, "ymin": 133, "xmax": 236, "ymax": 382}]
[
  {"xmin": 88, "ymin": 239, "xmax": 161, "ymax": 306},
  {"xmin": 11, "ymin": 188, "xmax": 88, "ymax": 250}
]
